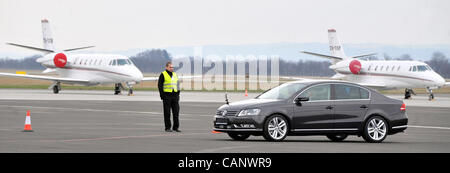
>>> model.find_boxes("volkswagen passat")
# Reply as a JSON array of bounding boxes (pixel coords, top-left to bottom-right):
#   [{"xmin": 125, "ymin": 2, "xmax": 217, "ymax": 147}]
[{"xmin": 213, "ymin": 80, "xmax": 408, "ymax": 143}]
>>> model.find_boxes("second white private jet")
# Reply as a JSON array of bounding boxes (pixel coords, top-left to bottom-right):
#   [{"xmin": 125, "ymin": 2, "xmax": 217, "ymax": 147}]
[
  {"xmin": 299, "ymin": 29, "xmax": 449, "ymax": 100},
  {"xmin": 0, "ymin": 19, "xmax": 191, "ymax": 95}
]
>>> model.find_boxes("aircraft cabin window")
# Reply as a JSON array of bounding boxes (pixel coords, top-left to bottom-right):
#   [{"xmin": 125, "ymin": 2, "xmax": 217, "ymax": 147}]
[
  {"xmin": 299, "ymin": 84, "xmax": 331, "ymax": 101},
  {"xmin": 368, "ymin": 66, "xmax": 372, "ymax": 71},
  {"xmin": 426, "ymin": 65, "xmax": 432, "ymax": 71},
  {"xmin": 391, "ymin": 66, "xmax": 395, "ymax": 71},
  {"xmin": 386, "ymin": 66, "xmax": 389, "ymax": 71},
  {"xmin": 94, "ymin": 60, "xmax": 97, "ymax": 66},
  {"xmin": 413, "ymin": 66, "xmax": 417, "ymax": 72},
  {"xmin": 374, "ymin": 66, "xmax": 378, "ymax": 71},
  {"xmin": 112, "ymin": 59, "xmax": 117, "ymax": 66},
  {"xmin": 380, "ymin": 66, "xmax": 384, "ymax": 71},
  {"xmin": 398, "ymin": 66, "xmax": 401, "ymax": 71}
]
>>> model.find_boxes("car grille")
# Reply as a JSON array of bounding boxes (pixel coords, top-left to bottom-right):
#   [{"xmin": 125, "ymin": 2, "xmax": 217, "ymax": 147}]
[{"xmin": 216, "ymin": 110, "xmax": 239, "ymax": 116}]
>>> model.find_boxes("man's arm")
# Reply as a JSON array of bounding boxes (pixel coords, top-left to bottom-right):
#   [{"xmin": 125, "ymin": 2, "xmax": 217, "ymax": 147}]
[{"xmin": 158, "ymin": 73, "xmax": 164, "ymax": 99}]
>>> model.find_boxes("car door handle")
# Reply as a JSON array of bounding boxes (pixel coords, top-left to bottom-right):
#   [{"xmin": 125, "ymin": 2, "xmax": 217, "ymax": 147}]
[
  {"xmin": 360, "ymin": 105, "xmax": 368, "ymax": 109},
  {"xmin": 326, "ymin": 105, "xmax": 334, "ymax": 110}
]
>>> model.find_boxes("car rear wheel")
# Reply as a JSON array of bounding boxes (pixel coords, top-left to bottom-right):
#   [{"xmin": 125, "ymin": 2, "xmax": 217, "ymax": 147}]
[
  {"xmin": 227, "ymin": 132, "xmax": 250, "ymax": 141},
  {"xmin": 362, "ymin": 116, "xmax": 388, "ymax": 143},
  {"xmin": 326, "ymin": 134, "xmax": 348, "ymax": 142},
  {"xmin": 263, "ymin": 115, "xmax": 289, "ymax": 141}
]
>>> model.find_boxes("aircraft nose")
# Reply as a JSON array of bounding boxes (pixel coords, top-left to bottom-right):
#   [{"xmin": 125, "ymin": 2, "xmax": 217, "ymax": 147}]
[
  {"xmin": 434, "ymin": 73, "xmax": 446, "ymax": 87},
  {"xmin": 133, "ymin": 67, "xmax": 144, "ymax": 81}
]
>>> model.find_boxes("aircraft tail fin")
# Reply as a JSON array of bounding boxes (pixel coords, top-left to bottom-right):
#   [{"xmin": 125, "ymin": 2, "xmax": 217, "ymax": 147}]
[
  {"xmin": 328, "ymin": 29, "xmax": 347, "ymax": 59},
  {"xmin": 41, "ymin": 19, "xmax": 55, "ymax": 51}
]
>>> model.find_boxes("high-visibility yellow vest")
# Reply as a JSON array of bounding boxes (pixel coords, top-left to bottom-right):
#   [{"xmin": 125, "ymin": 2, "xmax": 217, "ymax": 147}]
[{"xmin": 162, "ymin": 71, "xmax": 178, "ymax": 92}]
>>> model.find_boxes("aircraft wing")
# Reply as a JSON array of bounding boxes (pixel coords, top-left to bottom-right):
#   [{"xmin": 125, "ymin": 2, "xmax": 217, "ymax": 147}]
[
  {"xmin": 141, "ymin": 77, "xmax": 159, "ymax": 81},
  {"xmin": 350, "ymin": 53, "xmax": 378, "ymax": 59},
  {"xmin": 356, "ymin": 82, "xmax": 387, "ymax": 89},
  {"xmin": 280, "ymin": 76, "xmax": 308, "ymax": 81},
  {"xmin": 141, "ymin": 75, "xmax": 202, "ymax": 81},
  {"xmin": 0, "ymin": 72, "xmax": 90, "ymax": 84}
]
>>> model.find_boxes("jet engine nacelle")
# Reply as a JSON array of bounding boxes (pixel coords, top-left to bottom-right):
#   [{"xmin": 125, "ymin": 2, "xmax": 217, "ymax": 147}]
[
  {"xmin": 349, "ymin": 59, "xmax": 362, "ymax": 74},
  {"xmin": 53, "ymin": 53, "xmax": 67, "ymax": 68}
]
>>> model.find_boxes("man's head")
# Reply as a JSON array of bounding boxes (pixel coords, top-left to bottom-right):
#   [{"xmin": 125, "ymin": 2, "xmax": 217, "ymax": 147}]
[{"xmin": 165, "ymin": 61, "xmax": 174, "ymax": 72}]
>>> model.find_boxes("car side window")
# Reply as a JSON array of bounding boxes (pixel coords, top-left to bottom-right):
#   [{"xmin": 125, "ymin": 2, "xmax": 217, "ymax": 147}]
[
  {"xmin": 334, "ymin": 84, "xmax": 367, "ymax": 100},
  {"xmin": 299, "ymin": 84, "xmax": 330, "ymax": 101},
  {"xmin": 360, "ymin": 88, "xmax": 369, "ymax": 99}
]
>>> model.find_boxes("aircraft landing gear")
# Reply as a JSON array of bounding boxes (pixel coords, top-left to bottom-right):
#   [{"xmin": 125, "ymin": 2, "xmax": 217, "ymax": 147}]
[
  {"xmin": 50, "ymin": 82, "xmax": 61, "ymax": 94},
  {"xmin": 114, "ymin": 83, "xmax": 124, "ymax": 95},
  {"xmin": 126, "ymin": 82, "xmax": 135, "ymax": 96},
  {"xmin": 426, "ymin": 87, "xmax": 435, "ymax": 101}
]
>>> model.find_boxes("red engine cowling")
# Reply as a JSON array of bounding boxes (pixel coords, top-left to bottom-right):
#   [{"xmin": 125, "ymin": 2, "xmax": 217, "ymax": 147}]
[
  {"xmin": 53, "ymin": 53, "xmax": 67, "ymax": 68},
  {"xmin": 349, "ymin": 59, "xmax": 362, "ymax": 74}
]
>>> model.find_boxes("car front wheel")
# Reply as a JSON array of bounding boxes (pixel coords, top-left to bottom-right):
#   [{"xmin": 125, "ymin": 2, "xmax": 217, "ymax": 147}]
[{"xmin": 263, "ymin": 115, "xmax": 289, "ymax": 141}]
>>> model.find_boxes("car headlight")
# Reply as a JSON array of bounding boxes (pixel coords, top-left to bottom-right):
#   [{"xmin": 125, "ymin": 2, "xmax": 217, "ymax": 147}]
[{"xmin": 237, "ymin": 108, "xmax": 261, "ymax": 116}]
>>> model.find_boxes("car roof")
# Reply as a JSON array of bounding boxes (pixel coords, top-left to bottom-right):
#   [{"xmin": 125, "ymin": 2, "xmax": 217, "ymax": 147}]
[{"xmin": 284, "ymin": 79, "xmax": 366, "ymax": 87}]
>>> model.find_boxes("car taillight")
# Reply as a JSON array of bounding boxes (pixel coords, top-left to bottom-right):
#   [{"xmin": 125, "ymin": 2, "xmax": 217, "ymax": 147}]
[{"xmin": 400, "ymin": 103, "xmax": 406, "ymax": 111}]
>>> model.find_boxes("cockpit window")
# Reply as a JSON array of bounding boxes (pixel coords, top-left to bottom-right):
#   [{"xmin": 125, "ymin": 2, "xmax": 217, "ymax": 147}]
[
  {"xmin": 117, "ymin": 59, "xmax": 130, "ymax": 66},
  {"xmin": 126, "ymin": 59, "xmax": 133, "ymax": 65},
  {"xmin": 417, "ymin": 65, "xmax": 429, "ymax": 72}
]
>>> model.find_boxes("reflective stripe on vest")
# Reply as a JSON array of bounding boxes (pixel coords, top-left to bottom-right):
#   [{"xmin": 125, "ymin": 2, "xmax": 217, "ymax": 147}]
[{"xmin": 162, "ymin": 71, "xmax": 178, "ymax": 92}]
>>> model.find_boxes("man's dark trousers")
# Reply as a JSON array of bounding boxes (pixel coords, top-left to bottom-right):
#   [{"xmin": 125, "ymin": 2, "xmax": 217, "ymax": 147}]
[{"xmin": 163, "ymin": 95, "xmax": 179, "ymax": 130}]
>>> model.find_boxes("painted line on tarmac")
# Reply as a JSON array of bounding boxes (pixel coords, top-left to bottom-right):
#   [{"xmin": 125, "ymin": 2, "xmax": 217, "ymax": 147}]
[
  {"xmin": 0, "ymin": 104, "xmax": 206, "ymax": 117},
  {"xmin": 408, "ymin": 125, "xmax": 450, "ymax": 130},
  {"xmin": 44, "ymin": 132, "xmax": 210, "ymax": 143}
]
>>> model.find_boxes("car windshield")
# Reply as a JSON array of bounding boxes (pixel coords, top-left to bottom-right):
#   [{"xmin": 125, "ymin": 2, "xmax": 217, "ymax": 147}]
[{"xmin": 257, "ymin": 83, "xmax": 307, "ymax": 100}]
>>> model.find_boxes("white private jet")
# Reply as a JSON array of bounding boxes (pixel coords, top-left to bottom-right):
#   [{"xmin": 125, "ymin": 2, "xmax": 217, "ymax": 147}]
[
  {"xmin": 298, "ymin": 29, "xmax": 449, "ymax": 100},
  {"xmin": 1, "ymin": 19, "xmax": 192, "ymax": 95}
]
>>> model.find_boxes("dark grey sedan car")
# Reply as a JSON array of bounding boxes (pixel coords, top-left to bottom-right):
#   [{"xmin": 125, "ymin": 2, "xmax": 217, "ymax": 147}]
[{"xmin": 213, "ymin": 80, "xmax": 408, "ymax": 143}]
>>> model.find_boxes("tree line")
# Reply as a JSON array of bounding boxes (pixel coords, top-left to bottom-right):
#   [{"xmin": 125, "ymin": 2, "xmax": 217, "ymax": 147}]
[{"xmin": 1, "ymin": 49, "xmax": 449, "ymax": 78}]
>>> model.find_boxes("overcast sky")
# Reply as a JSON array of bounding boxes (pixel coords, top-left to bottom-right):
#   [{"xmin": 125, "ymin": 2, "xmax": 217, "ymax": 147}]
[{"xmin": 1, "ymin": 0, "xmax": 449, "ymax": 55}]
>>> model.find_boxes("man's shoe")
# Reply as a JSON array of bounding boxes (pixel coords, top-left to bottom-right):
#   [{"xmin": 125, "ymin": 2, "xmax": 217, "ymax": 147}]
[
  {"xmin": 173, "ymin": 129, "xmax": 181, "ymax": 132},
  {"xmin": 165, "ymin": 129, "xmax": 173, "ymax": 132}
]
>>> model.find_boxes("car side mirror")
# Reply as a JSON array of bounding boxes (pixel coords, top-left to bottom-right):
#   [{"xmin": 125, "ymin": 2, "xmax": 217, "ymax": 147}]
[{"xmin": 295, "ymin": 97, "xmax": 309, "ymax": 106}]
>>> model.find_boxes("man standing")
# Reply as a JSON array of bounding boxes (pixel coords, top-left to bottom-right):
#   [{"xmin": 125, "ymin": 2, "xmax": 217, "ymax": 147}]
[{"xmin": 158, "ymin": 62, "xmax": 181, "ymax": 132}]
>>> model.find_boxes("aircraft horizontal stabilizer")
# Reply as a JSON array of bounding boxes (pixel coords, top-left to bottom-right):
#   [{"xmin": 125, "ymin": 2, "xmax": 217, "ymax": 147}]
[
  {"xmin": 0, "ymin": 72, "xmax": 90, "ymax": 84},
  {"xmin": 300, "ymin": 51, "xmax": 343, "ymax": 61},
  {"xmin": 6, "ymin": 43, "xmax": 54, "ymax": 54}
]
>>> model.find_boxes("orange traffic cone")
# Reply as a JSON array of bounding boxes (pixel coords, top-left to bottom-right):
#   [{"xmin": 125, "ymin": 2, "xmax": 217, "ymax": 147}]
[
  {"xmin": 23, "ymin": 110, "xmax": 33, "ymax": 132},
  {"xmin": 245, "ymin": 89, "xmax": 248, "ymax": 97}
]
